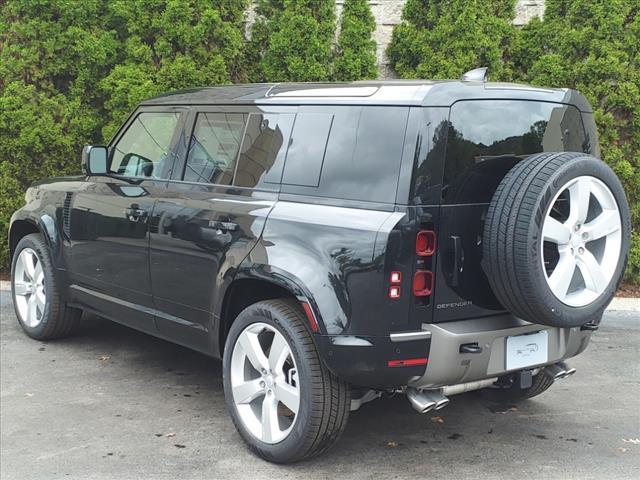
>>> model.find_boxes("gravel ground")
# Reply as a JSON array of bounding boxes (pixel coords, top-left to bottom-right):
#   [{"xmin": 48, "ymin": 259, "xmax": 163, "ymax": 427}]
[{"xmin": 1, "ymin": 289, "xmax": 639, "ymax": 480}]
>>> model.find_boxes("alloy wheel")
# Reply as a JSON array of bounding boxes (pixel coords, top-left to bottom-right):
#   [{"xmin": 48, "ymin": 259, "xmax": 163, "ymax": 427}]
[
  {"xmin": 541, "ymin": 176, "xmax": 622, "ymax": 307},
  {"xmin": 230, "ymin": 322, "xmax": 300, "ymax": 444},
  {"xmin": 13, "ymin": 248, "xmax": 47, "ymax": 327}
]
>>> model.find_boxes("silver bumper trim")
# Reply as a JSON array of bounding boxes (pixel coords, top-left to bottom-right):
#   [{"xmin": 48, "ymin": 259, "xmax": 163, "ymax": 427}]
[
  {"xmin": 408, "ymin": 315, "xmax": 592, "ymax": 389},
  {"xmin": 390, "ymin": 331, "xmax": 432, "ymax": 342}
]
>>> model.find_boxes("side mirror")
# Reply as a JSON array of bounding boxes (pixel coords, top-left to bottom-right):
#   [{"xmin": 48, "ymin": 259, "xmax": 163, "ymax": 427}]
[{"xmin": 81, "ymin": 145, "xmax": 108, "ymax": 175}]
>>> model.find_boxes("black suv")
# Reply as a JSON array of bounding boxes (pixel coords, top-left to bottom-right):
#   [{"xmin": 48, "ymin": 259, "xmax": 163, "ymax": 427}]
[{"xmin": 9, "ymin": 78, "xmax": 631, "ymax": 463}]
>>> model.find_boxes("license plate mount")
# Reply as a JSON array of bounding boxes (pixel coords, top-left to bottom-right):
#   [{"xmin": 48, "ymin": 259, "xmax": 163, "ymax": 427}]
[{"xmin": 505, "ymin": 330, "xmax": 548, "ymax": 370}]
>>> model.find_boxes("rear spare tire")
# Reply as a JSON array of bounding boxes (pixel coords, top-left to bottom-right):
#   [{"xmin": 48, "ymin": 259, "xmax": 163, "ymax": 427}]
[{"xmin": 482, "ymin": 152, "xmax": 630, "ymax": 328}]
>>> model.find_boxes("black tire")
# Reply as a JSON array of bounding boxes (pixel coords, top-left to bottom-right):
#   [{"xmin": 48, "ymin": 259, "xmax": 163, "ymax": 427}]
[
  {"xmin": 222, "ymin": 299, "xmax": 350, "ymax": 463},
  {"xmin": 11, "ymin": 233, "xmax": 81, "ymax": 340},
  {"xmin": 482, "ymin": 152, "xmax": 631, "ymax": 328},
  {"xmin": 483, "ymin": 369, "xmax": 555, "ymax": 403}
]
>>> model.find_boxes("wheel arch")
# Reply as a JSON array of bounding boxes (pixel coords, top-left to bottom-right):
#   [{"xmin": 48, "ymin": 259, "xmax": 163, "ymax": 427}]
[
  {"xmin": 217, "ymin": 266, "xmax": 322, "ymax": 357},
  {"xmin": 9, "ymin": 219, "xmax": 41, "ymax": 257},
  {"xmin": 9, "ymin": 212, "xmax": 62, "ymax": 266}
]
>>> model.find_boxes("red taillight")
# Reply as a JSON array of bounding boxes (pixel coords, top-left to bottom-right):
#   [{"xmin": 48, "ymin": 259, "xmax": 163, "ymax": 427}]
[
  {"xmin": 413, "ymin": 270, "xmax": 433, "ymax": 297},
  {"xmin": 388, "ymin": 286, "xmax": 401, "ymax": 299},
  {"xmin": 301, "ymin": 302, "xmax": 319, "ymax": 332},
  {"xmin": 416, "ymin": 230, "xmax": 436, "ymax": 257},
  {"xmin": 388, "ymin": 358, "xmax": 428, "ymax": 367}
]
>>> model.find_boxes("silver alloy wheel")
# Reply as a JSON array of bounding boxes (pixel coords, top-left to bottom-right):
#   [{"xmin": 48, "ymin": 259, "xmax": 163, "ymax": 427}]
[
  {"xmin": 13, "ymin": 248, "xmax": 47, "ymax": 327},
  {"xmin": 541, "ymin": 175, "xmax": 622, "ymax": 307},
  {"xmin": 230, "ymin": 322, "xmax": 300, "ymax": 444}
]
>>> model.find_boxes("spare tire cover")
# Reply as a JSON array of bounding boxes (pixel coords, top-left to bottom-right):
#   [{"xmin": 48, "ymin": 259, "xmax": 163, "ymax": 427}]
[{"xmin": 482, "ymin": 152, "xmax": 631, "ymax": 328}]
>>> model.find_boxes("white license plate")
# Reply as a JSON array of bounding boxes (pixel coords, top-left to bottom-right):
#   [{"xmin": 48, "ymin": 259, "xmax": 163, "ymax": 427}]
[{"xmin": 506, "ymin": 330, "xmax": 548, "ymax": 370}]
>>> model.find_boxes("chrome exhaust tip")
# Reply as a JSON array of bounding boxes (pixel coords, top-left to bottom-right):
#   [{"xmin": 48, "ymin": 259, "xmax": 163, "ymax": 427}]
[
  {"xmin": 544, "ymin": 362, "xmax": 575, "ymax": 380},
  {"xmin": 433, "ymin": 396, "xmax": 450, "ymax": 410},
  {"xmin": 406, "ymin": 388, "xmax": 437, "ymax": 413},
  {"xmin": 544, "ymin": 363, "xmax": 567, "ymax": 380},
  {"xmin": 406, "ymin": 388, "xmax": 449, "ymax": 414}
]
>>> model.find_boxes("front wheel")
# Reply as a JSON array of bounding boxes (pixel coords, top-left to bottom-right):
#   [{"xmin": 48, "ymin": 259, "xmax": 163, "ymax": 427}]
[
  {"xmin": 11, "ymin": 233, "xmax": 81, "ymax": 340},
  {"xmin": 222, "ymin": 299, "xmax": 350, "ymax": 463}
]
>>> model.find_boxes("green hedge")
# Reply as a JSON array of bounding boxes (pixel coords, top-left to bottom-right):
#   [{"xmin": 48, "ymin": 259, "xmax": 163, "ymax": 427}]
[
  {"xmin": 247, "ymin": 0, "xmax": 336, "ymax": 82},
  {"xmin": 334, "ymin": 0, "xmax": 377, "ymax": 81},
  {"xmin": 1, "ymin": 0, "xmax": 638, "ymax": 283},
  {"xmin": 0, "ymin": 0, "xmax": 249, "ymax": 268},
  {"xmin": 387, "ymin": 0, "xmax": 516, "ymax": 80},
  {"xmin": 388, "ymin": 0, "xmax": 639, "ymax": 283}
]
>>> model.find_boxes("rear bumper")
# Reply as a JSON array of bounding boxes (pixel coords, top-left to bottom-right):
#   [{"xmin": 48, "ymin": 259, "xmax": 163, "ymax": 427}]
[
  {"xmin": 317, "ymin": 314, "xmax": 593, "ymax": 390},
  {"xmin": 317, "ymin": 333, "xmax": 430, "ymax": 390},
  {"xmin": 409, "ymin": 314, "xmax": 593, "ymax": 389}
]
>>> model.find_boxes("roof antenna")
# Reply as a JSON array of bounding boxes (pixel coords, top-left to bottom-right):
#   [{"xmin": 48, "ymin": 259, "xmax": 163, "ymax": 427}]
[{"xmin": 461, "ymin": 67, "xmax": 488, "ymax": 82}]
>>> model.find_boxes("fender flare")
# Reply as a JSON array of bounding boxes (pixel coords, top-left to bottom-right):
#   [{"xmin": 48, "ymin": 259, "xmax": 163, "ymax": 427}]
[
  {"xmin": 216, "ymin": 262, "xmax": 325, "ymax": 332},
  {"xmin": 10, "ymin": 210, "xmax": 64, "ymax": 269}
]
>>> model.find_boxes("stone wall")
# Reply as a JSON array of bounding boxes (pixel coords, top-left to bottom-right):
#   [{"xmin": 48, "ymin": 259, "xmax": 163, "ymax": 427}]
[{"xmin": 248, "ymin": 0, "xmax": 546, "ymax": 79}]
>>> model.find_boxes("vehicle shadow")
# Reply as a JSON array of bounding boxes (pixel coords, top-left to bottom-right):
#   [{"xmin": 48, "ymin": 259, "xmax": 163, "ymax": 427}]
[{"xmin": 62, "ymin": 313, "xmax": 561, "ymax": 469}]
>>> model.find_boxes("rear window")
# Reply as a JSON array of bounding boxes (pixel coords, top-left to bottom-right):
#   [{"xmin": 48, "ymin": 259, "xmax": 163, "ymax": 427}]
[
  {"xmin": 281, "ymin": 106, "xmax": 409, "ymax": 204},
  {"xmin": 442, "ymin": 100, "xmax": 588, "ymax": 204}
]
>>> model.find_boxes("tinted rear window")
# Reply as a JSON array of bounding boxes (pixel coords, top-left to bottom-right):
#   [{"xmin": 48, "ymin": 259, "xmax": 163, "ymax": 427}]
[
  {"xmin": 442, "ymin": 100, "xmax": 588, "ymax": 204},
  {"xmin": 281, "ymin": 106, "xmax": 409, "ymax": 204}
]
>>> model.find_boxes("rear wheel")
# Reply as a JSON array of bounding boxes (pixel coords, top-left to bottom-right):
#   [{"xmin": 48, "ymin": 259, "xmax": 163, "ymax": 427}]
[
  {"xmin": 11, "ymin": 233, "xmax": 81, "ymax": 340},
  {"xmin": 222, "ymin": 299, "xmax": 350, "ymax": 463}
]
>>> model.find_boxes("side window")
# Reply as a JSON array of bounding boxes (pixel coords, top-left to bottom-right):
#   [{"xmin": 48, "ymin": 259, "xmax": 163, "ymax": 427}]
[
  {"xmin": 319, "ymin": 106, "xmax": 408, "ymax": 203},
  {"xmin": 281, "ymin": 106, "xmax": 409, "ymax": 203},
  {"xmin": 233, "ymin": 113, "xmax": 294, "ymax": 188},
  {"xmin": 184, "ymin": 113, "xmax": 246, "ymax": 185},
  {"xmin": 281, "ymin": 113, "xmax": 333, "ymax": 187},
  {"xmin": 111, "ymin": 112, "xmax": 182, "ymax": 179}
]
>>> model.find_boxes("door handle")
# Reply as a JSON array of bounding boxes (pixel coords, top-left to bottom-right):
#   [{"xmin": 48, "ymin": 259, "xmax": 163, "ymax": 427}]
[
  {"xmin": 125, "ymin": 204, "xmax": 148, "ymax": 222},
  {"xmin": 208, "ymin": 220, "xmax": 238, "ymax": 233}
]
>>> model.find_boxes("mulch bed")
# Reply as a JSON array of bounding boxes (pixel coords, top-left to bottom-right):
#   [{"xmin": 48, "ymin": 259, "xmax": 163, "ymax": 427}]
[{"xmin": 617, "ymin": 282, "xmax": 640, "ymax": 298}]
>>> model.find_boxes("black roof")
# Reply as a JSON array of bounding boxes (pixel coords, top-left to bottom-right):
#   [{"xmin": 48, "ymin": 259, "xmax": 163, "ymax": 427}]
[{"xmin": 141, "ymin": 80, "xmax": 592, "ymax": 112}]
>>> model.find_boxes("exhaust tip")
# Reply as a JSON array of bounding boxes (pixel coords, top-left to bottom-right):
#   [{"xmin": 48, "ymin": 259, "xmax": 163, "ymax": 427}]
[
  {"xmin": 544, "ymin": 363, "xmax": 567, "ymax": 380},
  {"xmin": 406, "ymin": 388, "xmax": 450, "ymax": 413},
  {"xmin": 406, "ymin": 388, "xmax": 437, "ymax": 414},
  {"xmin": 544, "ymin": 363, "xmax": 575, "ymax": 380}
]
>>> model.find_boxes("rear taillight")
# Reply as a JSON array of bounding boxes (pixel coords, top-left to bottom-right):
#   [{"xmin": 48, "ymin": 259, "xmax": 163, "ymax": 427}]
[
  {"xmin": 413, "ymin": 270, "xmax": 433, "ymax": 297},
  {"xmin": 414, "ymin": 229, "xmax": 436, "ymax": 302},
  {"xmin": 416, "ymin": 230, "xmax": 436, "ymax": 257},
  {"xmin": 388, "ymin": 271, "xmax": 402, "ymax": 299}
]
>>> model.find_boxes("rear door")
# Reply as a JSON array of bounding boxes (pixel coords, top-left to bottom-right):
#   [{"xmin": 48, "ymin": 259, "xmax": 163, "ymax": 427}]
[
  {"xmin": 433, "ymin": 100, "xmax": 590, "ymax": 322},
  {"xmin": 148, "ymin": 106, "xmax": 295, "ymax": 352},
  {"xmin": 69, "ymin": 107, "xmax": 187, "ymax": 332}
]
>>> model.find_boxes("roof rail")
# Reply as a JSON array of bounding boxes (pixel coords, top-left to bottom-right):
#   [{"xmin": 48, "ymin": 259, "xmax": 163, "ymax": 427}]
[{"xmin": 461, "ymin": 67, "xmax": 488, "ymax": 82}]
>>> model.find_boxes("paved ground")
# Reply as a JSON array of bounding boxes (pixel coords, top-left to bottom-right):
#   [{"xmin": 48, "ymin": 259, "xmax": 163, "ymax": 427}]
[{"xmin": 1, "ymin": 290, "xmax": 639, "ymax": 480}]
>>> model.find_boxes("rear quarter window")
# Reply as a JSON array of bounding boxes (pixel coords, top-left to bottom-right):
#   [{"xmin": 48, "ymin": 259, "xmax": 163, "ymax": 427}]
[
  {"xmin": 442, "ymin": 100, "xmax": 588, "ymax": 204},
  {"xmin": 281, "ymin": 106, "xmax": 409, "ymax": 204}
]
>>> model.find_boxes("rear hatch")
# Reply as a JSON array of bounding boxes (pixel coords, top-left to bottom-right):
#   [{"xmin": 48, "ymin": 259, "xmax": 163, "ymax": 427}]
[{"xmin": 415, "ymin": 99, "xmax": 596, "ymax": 323}]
